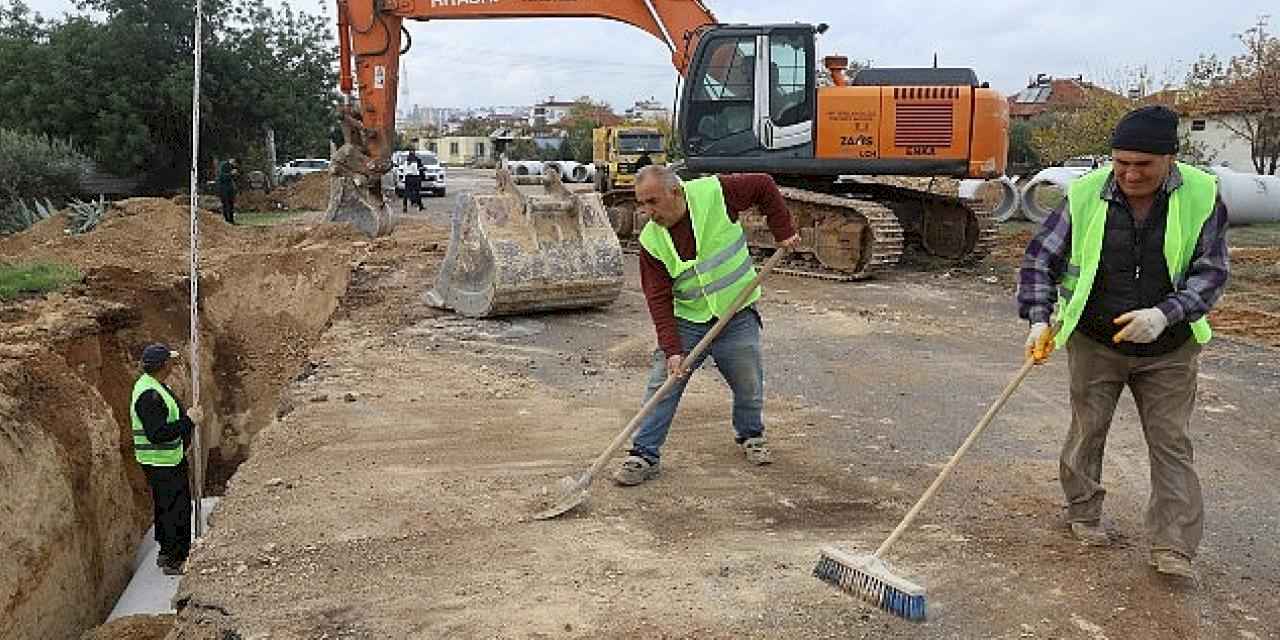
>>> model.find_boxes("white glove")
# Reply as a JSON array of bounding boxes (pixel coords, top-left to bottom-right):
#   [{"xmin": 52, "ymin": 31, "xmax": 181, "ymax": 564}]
[
  {"xmin": 187, "ymin": 405, "xmax": 204, "ymax": 424},
  {"xmin": 1112, "ymin": 308, "xmax": 1169, "ymax": 344},
  {"xmin": 1025, "ymin": 322, "xmax": 1053, "ymax": 364}
]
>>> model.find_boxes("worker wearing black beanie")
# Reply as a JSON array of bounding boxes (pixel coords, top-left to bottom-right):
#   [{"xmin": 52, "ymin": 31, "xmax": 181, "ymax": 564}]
[{"xmin": 1017, "ymin": 103, "xmax": 1232, "ymax": 581}]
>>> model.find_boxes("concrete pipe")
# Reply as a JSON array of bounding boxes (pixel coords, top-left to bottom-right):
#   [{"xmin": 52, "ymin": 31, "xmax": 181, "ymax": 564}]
[
  {"xmin": 1021, "ymin": 167, "xmax": 1089, "ymax": 224},
  {"xmin": 1208, "ymin": 167, "xmax": 1280, "ymax": 225},
  {"xmin": 569, "ymin": 163, "xmax": 592, "ymax": 183},
  {"xmin": 959, "ymin": 176, "xmax": 1022, "ymax": 222}
]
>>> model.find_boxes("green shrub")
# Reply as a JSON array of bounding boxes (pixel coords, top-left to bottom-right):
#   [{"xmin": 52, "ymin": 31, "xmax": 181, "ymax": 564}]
[
  {"xmin": 0, "ymin": 128, "xmax": 92, "ymax": 234},
  {"xmin": 0, "ymin": 262, "xmax": 83, "ymax": 300}
]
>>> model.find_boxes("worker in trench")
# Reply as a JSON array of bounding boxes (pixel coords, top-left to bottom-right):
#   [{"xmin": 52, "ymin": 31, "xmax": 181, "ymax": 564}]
[
  {"xmin": 130, "ymin": 344, "xmax": 203, "ymax": 575},
  {"xmin": 1018, "ymin": 105, "xmax": 1230, "ymax": 579},
  {"xmin": 615, "ymin": 164, "xmax": 799, "ymax": 486}
]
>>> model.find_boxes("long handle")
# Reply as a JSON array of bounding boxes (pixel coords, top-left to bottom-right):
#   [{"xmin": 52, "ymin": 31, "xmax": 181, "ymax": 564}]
[
  {"xmin": 583, "ymin": 248, "xmax": 790, "ymax": 482},
  {"xmin": 873, "ymin": 356, "xmax": 1038, "ymax": 557}
]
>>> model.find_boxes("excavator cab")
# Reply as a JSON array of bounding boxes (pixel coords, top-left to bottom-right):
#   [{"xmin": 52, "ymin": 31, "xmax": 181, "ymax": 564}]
[{"xmin": 681, "ymin": 25, "xmax": 817, "ymax": 164}]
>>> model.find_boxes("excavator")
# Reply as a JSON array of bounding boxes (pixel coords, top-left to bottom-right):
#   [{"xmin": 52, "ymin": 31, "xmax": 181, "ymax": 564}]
[{"xmin": 331, "ymin": 0, "xmax": 1008, "ymax": 316}]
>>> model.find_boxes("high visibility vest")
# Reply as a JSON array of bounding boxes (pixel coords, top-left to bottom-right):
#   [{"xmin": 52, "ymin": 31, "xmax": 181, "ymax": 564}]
[
  {"xmin": 639, "ymin": 176, "xmax": 760, "ymax": 323},
  {"xmin": 1055, "ymin": 162, "xmax": 1217, "ymax": 349},
  {"xmin": 130, "ymin": 373, "xmax": 184, "ymax": 466}
]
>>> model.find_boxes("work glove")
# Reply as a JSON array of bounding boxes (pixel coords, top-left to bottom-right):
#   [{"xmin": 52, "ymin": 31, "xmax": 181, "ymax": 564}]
[
  {"xmin": 187, "ymin": 405, "xmax": 204, "ymax": 425},
  {"xmin": 1025, "ymin": 322, "xmax": 1054, "ymax": 364},
  {"xmin": 1113, "ymin": 307, "xmax": 1168, "ymax": 344}
]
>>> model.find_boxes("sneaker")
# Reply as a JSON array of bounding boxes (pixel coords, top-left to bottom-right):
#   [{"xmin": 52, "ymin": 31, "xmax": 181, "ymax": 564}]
[
  {"xmin": 739, "ymin": 436, "xmax": 772, "ymax": 465},
  {"xmin": 1151, "ymin": 550, "xmax": 1195, "ymax": 579},
  {"xmin": 614, "ymin": 455, "xmax": 660, "ymax": 486},
  {"xmin": 1069, "ymin": 520, "xmax": 1110, "ymax": 546}
]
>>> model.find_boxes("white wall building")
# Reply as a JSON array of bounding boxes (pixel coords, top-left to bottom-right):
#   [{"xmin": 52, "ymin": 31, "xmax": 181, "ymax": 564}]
[
  {"xmin": 529, "ymin": 97, "xmax": 577, "ymax": 127},
  {"xmin": 625, "ymin": 97, "xmax": 670, "ymax": 123}
]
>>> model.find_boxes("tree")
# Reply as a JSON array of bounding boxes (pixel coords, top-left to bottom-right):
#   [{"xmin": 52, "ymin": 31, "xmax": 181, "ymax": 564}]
[
  {"xmin": 454, "ymin": 117, "xmax": 493, "ymax": 137},
  {"xmin": 1186, "ymin": 15, "xmax": 1280, "ymax": 174},
  {"xmin": 558, "ymin": 97, "xmax": 620, "ymax": 164},
  {"xmin": 0, "ymin": 0, "xmax": 336, "ymax": 189},
  {"xmin": 504, "ymin": 138, "xmax": 538, "ymax": 161},
  {"xmin": 1029, "ymin": 91, "xmax": 1135, "ymax": 166}
]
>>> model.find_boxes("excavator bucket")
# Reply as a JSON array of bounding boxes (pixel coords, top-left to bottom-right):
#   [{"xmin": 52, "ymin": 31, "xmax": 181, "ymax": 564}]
[
  {"xmin": 425, "ymin": 167, "xmax": 624, "ymax": 317},
  {"xmin": 324, "ymin": 137, "xmax": 395, "ymax": 237}
]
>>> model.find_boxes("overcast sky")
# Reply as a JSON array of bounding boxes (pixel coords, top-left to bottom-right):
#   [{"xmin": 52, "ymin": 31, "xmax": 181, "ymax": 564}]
[{"xmin": 23, "ymin": 0, "xmax": 1276, "ymax": 111}]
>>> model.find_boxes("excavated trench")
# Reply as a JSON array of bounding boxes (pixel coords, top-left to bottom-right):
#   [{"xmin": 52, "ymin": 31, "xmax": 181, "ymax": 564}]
[{"xmin": 0, "ymin": 212, "xmax": 359, "ymax": 640}]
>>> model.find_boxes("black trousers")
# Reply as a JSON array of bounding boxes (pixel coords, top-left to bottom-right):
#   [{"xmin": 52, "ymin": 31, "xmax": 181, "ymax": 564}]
[
  {"xmin": 143, "ymin": 460, "xmax": 192, "ymax": 563},
  {"xmin": 404, "ymin": 176, "xmax": 423, "ymax": 210},
  {"xmin": 221, "ymin": 194, "xmax": 236, "ymax": 224}
]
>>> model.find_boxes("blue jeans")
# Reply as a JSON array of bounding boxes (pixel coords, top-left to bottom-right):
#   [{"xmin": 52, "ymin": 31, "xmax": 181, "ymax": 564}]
[{"xmin": 629, "ymin": 307, "xmax": 765, "ymax": 462}]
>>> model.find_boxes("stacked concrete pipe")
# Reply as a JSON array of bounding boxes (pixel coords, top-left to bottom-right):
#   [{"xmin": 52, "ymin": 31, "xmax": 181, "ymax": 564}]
[
  {"xmin": 959, "ymin": 176, "xmax": 1022, "ymax": 222},
  {"xmin": 1020, "ymin": 167, "xmax": 1090, "ymax": 224}
]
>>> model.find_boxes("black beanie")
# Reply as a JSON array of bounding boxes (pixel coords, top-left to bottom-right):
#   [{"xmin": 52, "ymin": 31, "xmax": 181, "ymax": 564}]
[{"xmin": 1111, "ymin": 105, "xmax": 1179, "ymax": 155}]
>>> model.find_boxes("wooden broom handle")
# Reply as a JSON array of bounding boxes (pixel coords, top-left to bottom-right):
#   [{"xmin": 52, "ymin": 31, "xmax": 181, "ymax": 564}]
[{"xmin": 874, "ymin": 356, "xmax": 1038, "ymax": 557}]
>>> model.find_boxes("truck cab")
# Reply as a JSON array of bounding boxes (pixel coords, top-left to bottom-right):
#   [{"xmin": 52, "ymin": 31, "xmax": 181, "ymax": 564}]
[{"xmin": 592, "ymin": 126, "xmax": 667, "ymax": 193}]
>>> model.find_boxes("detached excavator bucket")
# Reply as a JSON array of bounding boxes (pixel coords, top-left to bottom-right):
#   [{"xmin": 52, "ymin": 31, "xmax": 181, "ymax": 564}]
[{"xmin": 425, "ymin": 167, "xmax": 624, "ymax": 317}]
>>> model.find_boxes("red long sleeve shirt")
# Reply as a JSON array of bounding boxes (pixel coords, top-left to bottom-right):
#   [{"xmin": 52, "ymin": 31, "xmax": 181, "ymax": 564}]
[{"xmin": 640, "ymin": 173, "xmax": 796, "ymax": 357}]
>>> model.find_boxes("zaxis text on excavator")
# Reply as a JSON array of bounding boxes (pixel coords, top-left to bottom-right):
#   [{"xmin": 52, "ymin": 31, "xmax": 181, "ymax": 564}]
[{"xmin": 330, "ymin": 0, "xmax": 1009, "ymax": 315}]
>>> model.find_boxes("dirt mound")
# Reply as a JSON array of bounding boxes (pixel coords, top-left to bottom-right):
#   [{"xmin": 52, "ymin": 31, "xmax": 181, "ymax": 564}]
[
  {"xmin": 0, "ymin": 197, "xmax": 365, "ymax": 276},
  {"xmin": 81, "ymin": 614, "xmax": 173, "ymax": 640},
  {"xmin": 281, "ymin": 173, "xmax": 331, "ymax": 211}
]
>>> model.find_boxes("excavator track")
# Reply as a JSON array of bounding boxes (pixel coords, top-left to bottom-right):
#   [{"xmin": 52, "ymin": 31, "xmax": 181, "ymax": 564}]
[{"xmin": 824, "ymin": 178, "xmax": 997, "ymax": 263}]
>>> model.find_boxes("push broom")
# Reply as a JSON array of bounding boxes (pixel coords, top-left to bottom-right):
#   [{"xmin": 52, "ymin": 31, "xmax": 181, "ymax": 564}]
[{"xmin": 814, "ymin": 347, "xmax": 1045, "ymax": 621}]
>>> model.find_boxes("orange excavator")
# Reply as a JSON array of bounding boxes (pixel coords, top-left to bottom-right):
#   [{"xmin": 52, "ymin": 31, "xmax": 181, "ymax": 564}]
[{"xmin": 332, "ymin": 0, "xmax": 1008, "ymax": 313}]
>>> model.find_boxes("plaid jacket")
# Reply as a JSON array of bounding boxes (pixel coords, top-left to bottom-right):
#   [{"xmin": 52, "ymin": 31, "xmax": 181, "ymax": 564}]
[{"xmin": 1017, "ymin": 166, "xmax": 1230, "ymax": 326}]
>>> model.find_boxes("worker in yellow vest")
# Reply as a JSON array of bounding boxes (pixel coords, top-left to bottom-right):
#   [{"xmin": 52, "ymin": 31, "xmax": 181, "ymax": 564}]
[
  {"xmin": 131, "ymin": 343, "xmax": 202, "ymax": 575},
  {"xmin": 616, "ymin": 164, "xmax": 799, "ymax": 486},
  {"xmin": 1018, "ymin": 106, "xmax": 1231, "ymax": 579}
]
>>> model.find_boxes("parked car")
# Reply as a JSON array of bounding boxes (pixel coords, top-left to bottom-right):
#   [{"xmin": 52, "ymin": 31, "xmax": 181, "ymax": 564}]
[
  {"xmin": 393, "ymin": 151, "xmax": 447, "ymax": 198},
  {"xmin": 275, "ymin": 158, "xmax": 330, "ymax": 184}
]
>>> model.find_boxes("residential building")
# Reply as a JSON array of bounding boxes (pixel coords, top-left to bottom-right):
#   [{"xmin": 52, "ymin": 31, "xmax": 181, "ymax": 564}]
[
  {"xmin": 1008, "ymin": 74, "xmax": 1100, "ymax": 120},
  {"xmin": 626, "ymin": 97, "xmax": 670, "ymax": 123},
  {"xmin": 421, "ymin": 136, "xmax": 493, "ymax": 166},
  {"xmin": 529, "ymin": 96, "xmax": 577, "ymax": 127},
  {"xmin": 1147, "ymin": 87, "xmax": 1272, "ymax": 174}
]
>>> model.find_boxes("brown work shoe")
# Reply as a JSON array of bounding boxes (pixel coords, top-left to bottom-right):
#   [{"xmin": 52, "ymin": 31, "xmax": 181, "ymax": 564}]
[
  {"xmin": 1069, "ymin": 520, "xmax": 1110, "ymax": 546},
  {"xmin": 614, "ymin": 456, "xmax": 660, "ymax": 486},
  {"xmin": 1151, "ymin": 550, "xmax": 1195, "ymax": 579},
  {"xmin": 740, "ymin": 437, "xmax": 772, "ymax": 465}
]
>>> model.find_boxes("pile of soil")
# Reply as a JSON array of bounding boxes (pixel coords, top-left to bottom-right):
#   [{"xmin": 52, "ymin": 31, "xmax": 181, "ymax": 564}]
[{"xmin": 280, "ymin": 173, "xmax": 332, "ymax": 211}]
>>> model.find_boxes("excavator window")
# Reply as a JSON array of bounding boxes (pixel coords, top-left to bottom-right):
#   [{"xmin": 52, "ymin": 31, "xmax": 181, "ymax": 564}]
[
  {"xmin": 768, "ymin": 32, "xmax": 810, "ymax": 128},
  {"xmin": 688, "ymin": 36, "xmax": 756, "ymax": 148}
]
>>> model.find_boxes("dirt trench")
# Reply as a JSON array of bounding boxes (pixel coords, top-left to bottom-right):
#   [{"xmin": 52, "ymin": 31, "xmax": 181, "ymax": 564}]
[{"xmin": 0, "ymin": 200, "xmax": 362, "ymax": 640}]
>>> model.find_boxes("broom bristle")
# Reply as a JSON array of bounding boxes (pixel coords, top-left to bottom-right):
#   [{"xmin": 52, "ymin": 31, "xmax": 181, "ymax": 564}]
[{"xmin": 813, "ymin": 546, "xmax": 926, "ymax": 621}]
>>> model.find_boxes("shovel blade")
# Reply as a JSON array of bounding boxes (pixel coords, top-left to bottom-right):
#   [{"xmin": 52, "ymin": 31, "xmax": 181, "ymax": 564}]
[{"xmin": 531, "ymin": 473, "xmax": 590, "ymax": 520}]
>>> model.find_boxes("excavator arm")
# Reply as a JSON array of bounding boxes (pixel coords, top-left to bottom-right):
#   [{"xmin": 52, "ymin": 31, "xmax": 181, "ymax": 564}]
[{"xmin": 335, "ymin": 0, "xmax": 717, "ymax": 181}]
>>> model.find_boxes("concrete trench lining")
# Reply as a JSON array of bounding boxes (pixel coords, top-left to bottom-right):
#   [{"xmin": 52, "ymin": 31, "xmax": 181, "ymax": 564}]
[{"xmin": 107, "ymin": 498, "xmax": 218, "ymax": 621}]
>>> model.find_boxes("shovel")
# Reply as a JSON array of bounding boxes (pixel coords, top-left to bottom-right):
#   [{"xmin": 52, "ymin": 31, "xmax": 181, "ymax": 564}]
[{"xmin": 532, "ymin": 247, "xmax": 790, "ymax": 520}]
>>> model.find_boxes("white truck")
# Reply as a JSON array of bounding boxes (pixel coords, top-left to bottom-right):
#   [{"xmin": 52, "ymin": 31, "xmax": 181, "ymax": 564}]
[{"xmin": 392, "ymin": 151, "xmax": 447, "ymax": 198}]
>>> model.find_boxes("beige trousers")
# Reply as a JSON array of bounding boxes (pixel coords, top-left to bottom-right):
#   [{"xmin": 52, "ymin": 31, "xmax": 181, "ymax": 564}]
[{"xmin": 1062, "ymin": 334, "xmax": 1203, "ymax": 557}]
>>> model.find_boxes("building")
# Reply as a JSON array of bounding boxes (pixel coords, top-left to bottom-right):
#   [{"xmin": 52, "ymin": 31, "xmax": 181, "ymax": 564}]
[
  {"xmin": 1147, "ymin": 87, "xmax": 1272, "ymax": 174},
  {"xmin": 529, "ymin": 96, "xmax": 577, "ymax": 127},
  {"xmin": 1008, "ymin": 74, "xmax": 1101, "ymax": 120},
  {"xmin": 625, "ymin": 97, "xmax": 670, "ymax": 123},
  {"xmin": 421, "ymin": 136, "xmax": 493, "ymax": 166}
]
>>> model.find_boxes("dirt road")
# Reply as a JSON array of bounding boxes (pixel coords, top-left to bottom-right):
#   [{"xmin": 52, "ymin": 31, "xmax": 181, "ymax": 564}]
[{"xmin": 157, "ymin": 169, "xmax": 1279, "ymax": 638}]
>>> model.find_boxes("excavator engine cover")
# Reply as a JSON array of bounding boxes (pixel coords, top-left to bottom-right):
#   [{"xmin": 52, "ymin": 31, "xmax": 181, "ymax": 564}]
[{"xmin": 426, "ymin": 168, "xmax": 624, "ymax": 317}]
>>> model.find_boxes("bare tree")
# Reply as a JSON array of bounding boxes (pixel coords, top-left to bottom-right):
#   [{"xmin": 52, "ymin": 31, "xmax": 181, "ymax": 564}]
[{"xmin": 1187, "ymin": 15, "xmax": 1280, "ymax": 174}]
